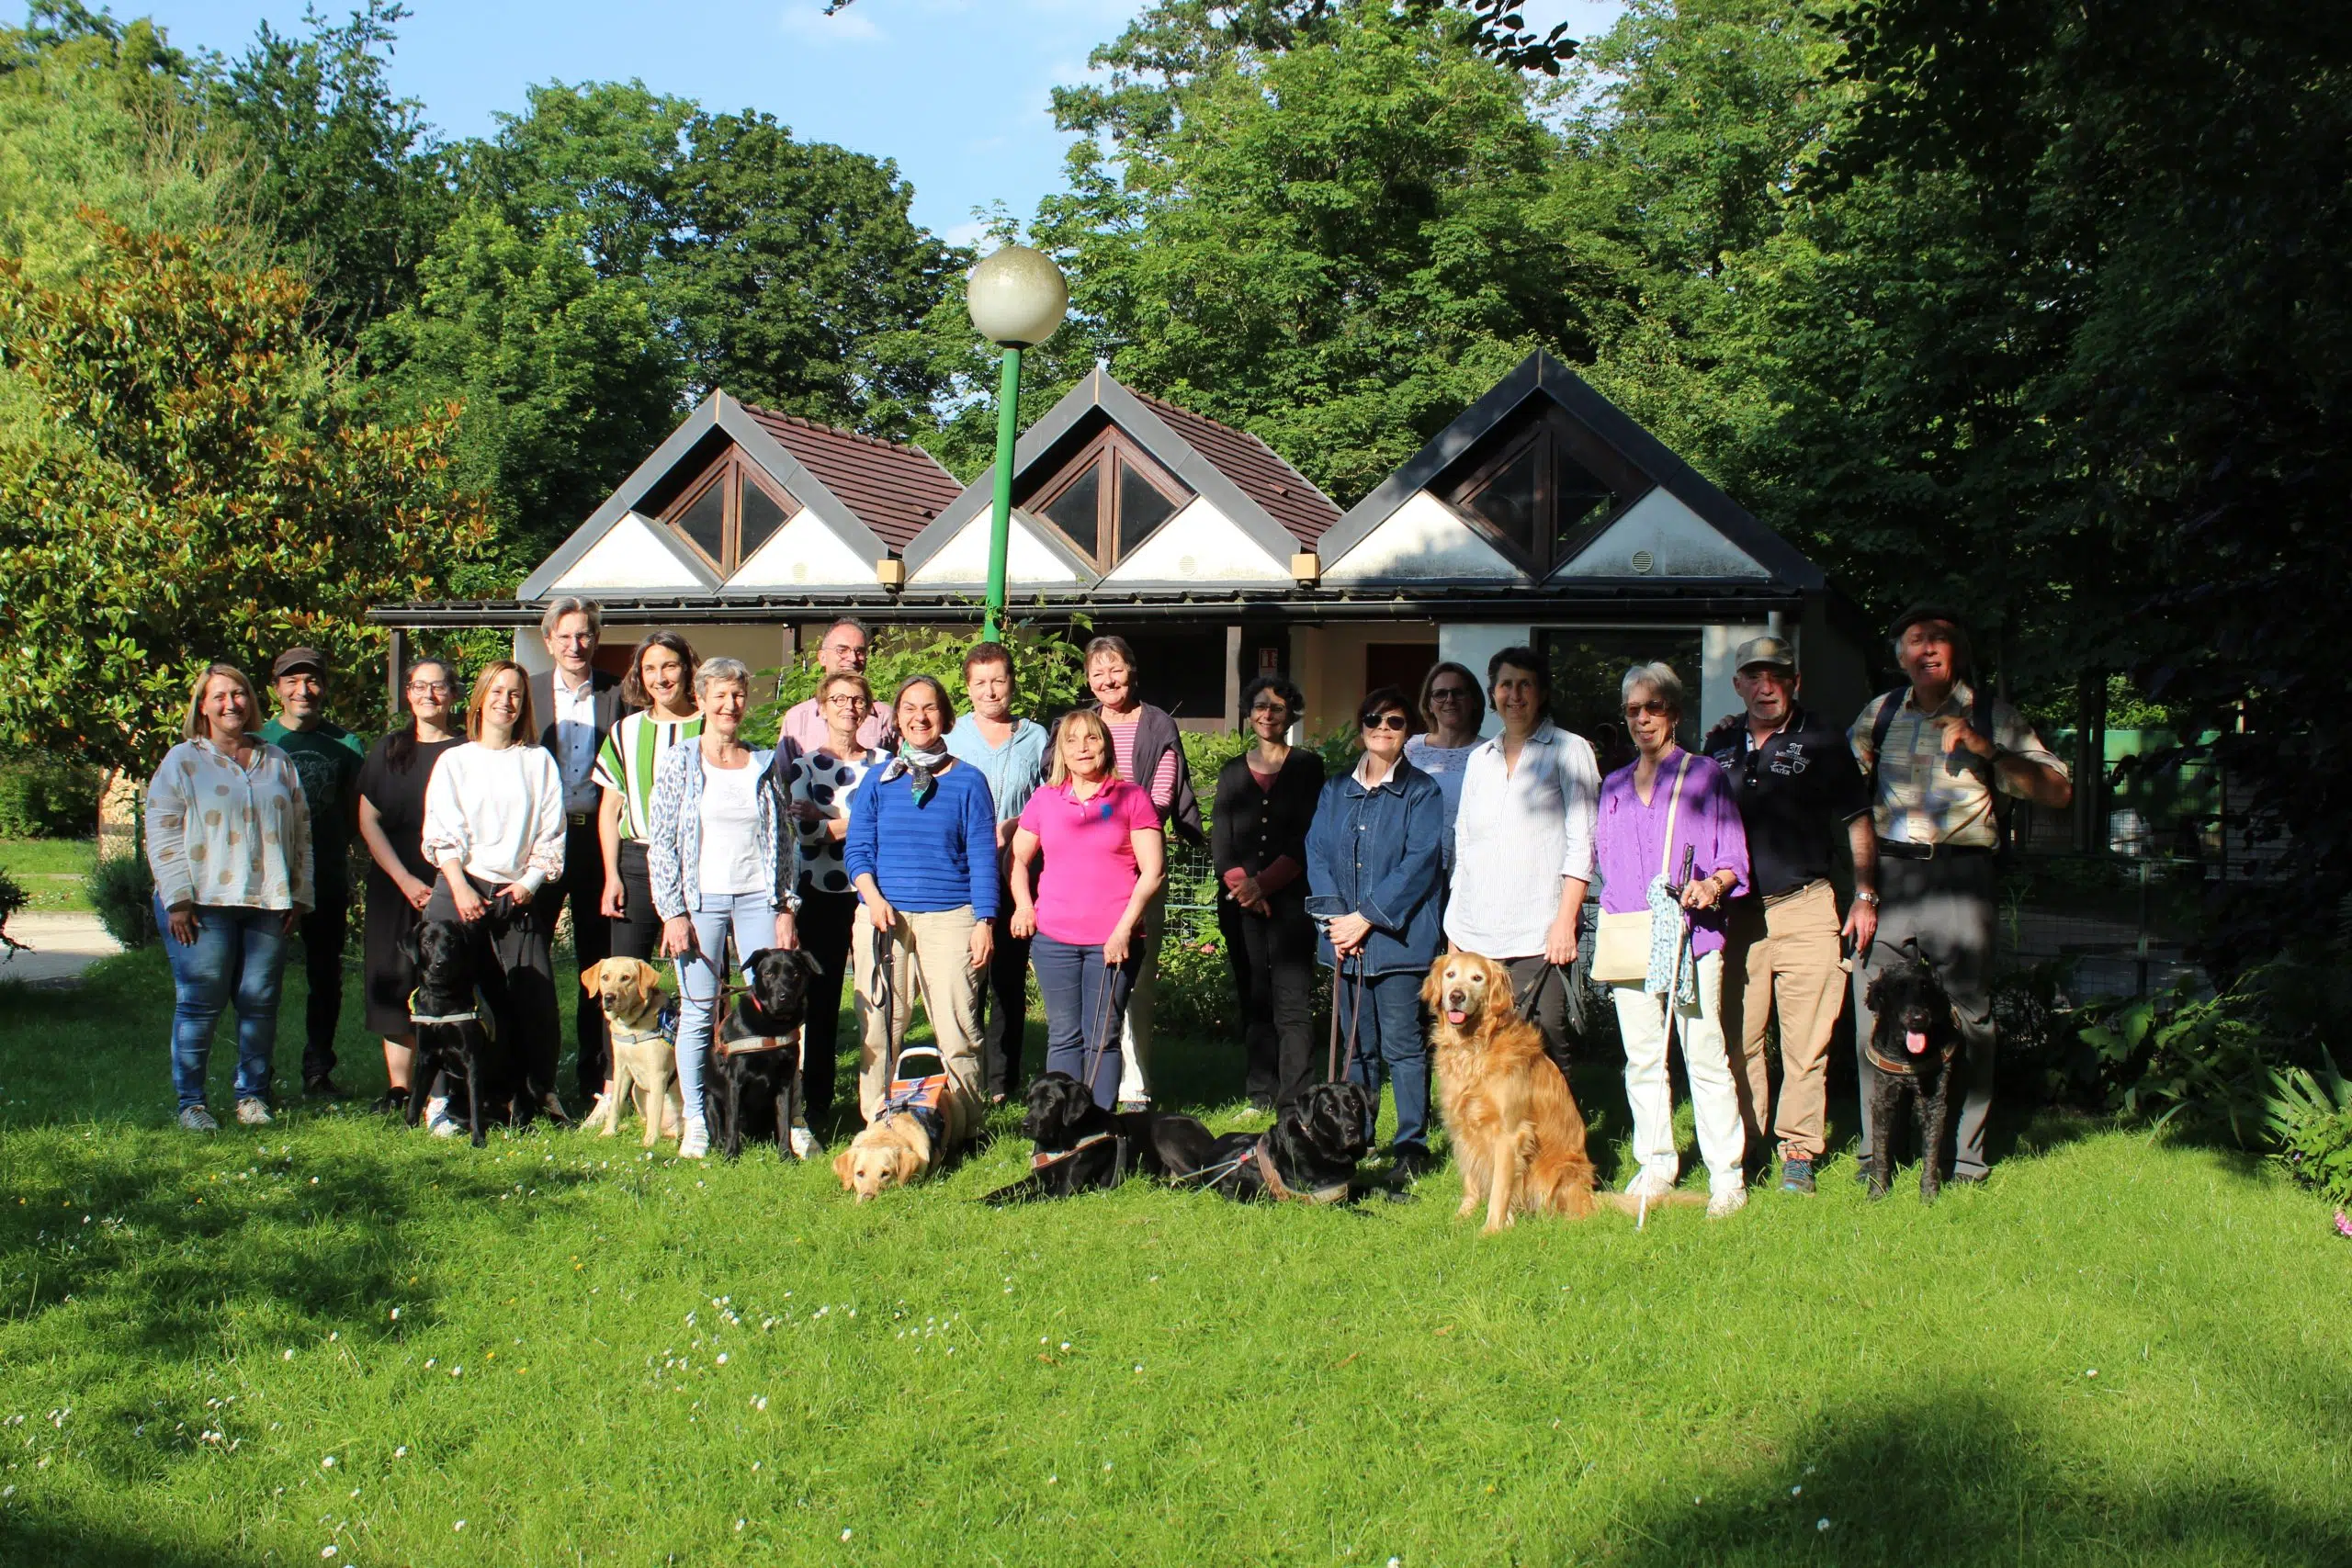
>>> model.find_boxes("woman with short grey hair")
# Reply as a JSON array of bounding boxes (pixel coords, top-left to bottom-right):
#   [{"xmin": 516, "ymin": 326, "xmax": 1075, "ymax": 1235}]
[
  {"xmin": 647, "ymin": 656, "xmax": 798, "ymax": 1158},
  {"xmin": 1593, "ymin": 661, "xmax": 1752, "ymax": 1215}
]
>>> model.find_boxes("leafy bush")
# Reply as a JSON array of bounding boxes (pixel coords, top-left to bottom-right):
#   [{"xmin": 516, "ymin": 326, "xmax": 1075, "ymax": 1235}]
[
  {"xmin": 2076, "ymin": 975, "xmax": 2276, "ymax": 1144},
  {"xmin": 89, "ymin": 852, "xmax": 155, "ymax": 950},
  {"xmin": 0, "ymin": 752, "xmax": 101, "ymax": 838},
  {"xmin": 2267, "ymin": 1054, "xmax": 2352, "ymax": 1206},
  {"xmin": 0, "ymin": 866, "xmax": 26, "ymax": 952}
]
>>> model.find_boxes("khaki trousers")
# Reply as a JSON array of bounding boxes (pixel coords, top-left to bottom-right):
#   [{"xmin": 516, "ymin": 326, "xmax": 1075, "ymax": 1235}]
[
  {"xmin": 852, "ymin": 905, "xmax": 983, "ymax": 1122},
  {"xmin": 1719, "ymin": 879, "xmax": 1846, "ymax": 1161}
]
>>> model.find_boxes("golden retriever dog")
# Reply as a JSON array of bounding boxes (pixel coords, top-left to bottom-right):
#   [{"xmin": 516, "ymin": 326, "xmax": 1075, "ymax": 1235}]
[
  {"xmin": 831, "ymin": 1047, "xmax": 978, "ymax": 1202},
  {"xmin": 580, "ymin": 958, "xmax": 683, "ymax": 1146}
]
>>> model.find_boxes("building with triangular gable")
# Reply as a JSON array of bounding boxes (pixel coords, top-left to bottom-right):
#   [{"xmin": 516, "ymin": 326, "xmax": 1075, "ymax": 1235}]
[{"xmin": 376, "ymin": 352, "xmax": 1866, "ymax": 738}]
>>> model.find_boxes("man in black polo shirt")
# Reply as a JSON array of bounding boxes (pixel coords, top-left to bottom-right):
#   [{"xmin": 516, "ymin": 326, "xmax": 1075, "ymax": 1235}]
[{"xmin": 1705, "ymin": 636, "xmax": 1877, "ymax": 1194}]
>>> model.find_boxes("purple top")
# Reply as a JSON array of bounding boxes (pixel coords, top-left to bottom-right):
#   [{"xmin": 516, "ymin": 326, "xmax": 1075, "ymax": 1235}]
[{"xmin": 1596, "ymin": 748, "xmax": 1751, "ymax": 958}]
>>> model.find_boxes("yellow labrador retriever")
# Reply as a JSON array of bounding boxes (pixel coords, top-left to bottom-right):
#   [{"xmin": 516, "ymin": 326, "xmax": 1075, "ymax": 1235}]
[{"xmin": 580, "ymin": 958, "xmax": 683, "ymax": 1146}]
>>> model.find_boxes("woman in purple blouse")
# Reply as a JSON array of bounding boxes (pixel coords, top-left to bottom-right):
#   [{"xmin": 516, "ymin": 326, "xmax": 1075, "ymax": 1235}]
[{"xmin": 1596, "ymin": 661, "xmax": 1753, "ymax": 1216}]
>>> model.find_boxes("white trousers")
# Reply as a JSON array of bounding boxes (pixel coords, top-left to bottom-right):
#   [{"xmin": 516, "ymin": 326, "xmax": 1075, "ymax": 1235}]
[
  {"xmin": 1113, "ymin": 886, "xmax": 1168, "ymax": 1106},
  {"xmin": 1611, "ymin": 950, "xmax": 1746, "ymax": 1197}
]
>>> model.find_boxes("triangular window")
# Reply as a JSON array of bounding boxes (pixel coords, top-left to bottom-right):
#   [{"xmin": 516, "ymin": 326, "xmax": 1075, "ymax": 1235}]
[
  {"xmin": 1022, "ymin": 425, "xmax": 1190, "ymax": 571},
  {"xmin": 658, "ymin": 449, "xmax": 802, "ymax": 574},
  {"xmin": 1439, "ymin": 400, "xmax": 1648, "ymax": 573}
]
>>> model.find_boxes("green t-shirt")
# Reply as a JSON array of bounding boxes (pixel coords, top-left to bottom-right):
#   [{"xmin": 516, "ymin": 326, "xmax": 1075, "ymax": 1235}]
[{"xmin": 260, "ymin": 717, "xmax": 367, "ymax": 880}]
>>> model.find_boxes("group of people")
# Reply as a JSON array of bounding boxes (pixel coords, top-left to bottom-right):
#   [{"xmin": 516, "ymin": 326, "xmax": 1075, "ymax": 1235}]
[{"xmin": 146, "ymin": 599, "xmax": 2069, "ymax": 1200}]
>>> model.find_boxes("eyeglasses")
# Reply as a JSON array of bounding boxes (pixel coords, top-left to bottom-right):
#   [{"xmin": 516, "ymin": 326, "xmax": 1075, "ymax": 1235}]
[
  {"xmin": 1623, "ymin": 700, "xmax": 1674, "ymax": 719},
  {"xmin": 1250, "ymin": 701, "xmax": 1290, "ymax": 716},
  {"xmin": 405, "ymin": 681, "xmax": 452, "ymax": 694},
  {"xmin": 1429, "ymin": 687, "xmax": 1473, "ymax": 703},
  {"xmin": 1363, "ymin": 714, "xmax": 1410, "ymax": 731},
  {"xmin": 822, "ymin": 694, "xmax": 870, "ymax": 708}
]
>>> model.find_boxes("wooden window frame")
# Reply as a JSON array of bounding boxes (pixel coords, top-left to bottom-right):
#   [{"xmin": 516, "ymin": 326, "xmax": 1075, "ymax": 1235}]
[
  {"xmin": 1023, "ymin": 425, "xmax": 1190, "ymax": 570},
  {"xmin": 659, "ymin": 450, "xmax": 801, "ymax": 574},
  {"xmin": 1440, "ymin": 403, "xmax": 1649, "ymax": 575}
]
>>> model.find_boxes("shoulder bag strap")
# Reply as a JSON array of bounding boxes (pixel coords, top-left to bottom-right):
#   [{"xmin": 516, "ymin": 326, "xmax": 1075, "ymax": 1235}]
[{"xmin": 1657, "ymin": 753, "xmax": 1691, "ymax": 885}]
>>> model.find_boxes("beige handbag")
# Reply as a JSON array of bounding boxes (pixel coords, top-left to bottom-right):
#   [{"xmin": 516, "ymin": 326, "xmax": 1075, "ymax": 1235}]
[{"xmin": 1589, "ymin": 754, "xmax": 1690, "ymax": 985}]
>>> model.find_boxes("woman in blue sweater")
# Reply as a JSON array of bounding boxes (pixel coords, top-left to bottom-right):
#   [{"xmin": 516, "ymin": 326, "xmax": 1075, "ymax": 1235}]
[{"xmin": 842, "ymin": 675, "xmax": 1000, "ymax": 1122}]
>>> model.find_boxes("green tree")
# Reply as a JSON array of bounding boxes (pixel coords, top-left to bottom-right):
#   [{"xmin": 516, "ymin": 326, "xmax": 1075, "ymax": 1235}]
[
  {"xmin": 368, "ymin": 203, "xmax": 684, "ymax": 567},
  {"xmin": 470, "ymin": 78, "xmax": 694, "ymax": 280},
  {"xmin": 0, "ymin": 212, "xmax": 493, "ymax": 775}
]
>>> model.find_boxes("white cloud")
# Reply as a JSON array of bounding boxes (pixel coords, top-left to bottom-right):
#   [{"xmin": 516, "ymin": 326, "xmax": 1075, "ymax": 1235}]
[{"xmin": 780, "ymin": 5, "xmax": 885, "ymax": 44}]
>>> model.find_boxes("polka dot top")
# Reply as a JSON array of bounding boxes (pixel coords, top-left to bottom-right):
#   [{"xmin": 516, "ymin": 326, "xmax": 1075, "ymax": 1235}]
[
  {"xmin": 143, "ymin": 739, "xmax": 316, "ymax": 912},
  {"xmin": 770, "ymin": 742, "xmax": 887, "ymax": 897}
]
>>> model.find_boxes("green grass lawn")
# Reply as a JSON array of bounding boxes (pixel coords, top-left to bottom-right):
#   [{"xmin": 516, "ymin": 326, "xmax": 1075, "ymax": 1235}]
[
  {"xmin": 1, "ymin": 948, "xmax": 2346, "ymax": 1566},
  {"xmin": 0, "ymin": 837, "xmax": 95, "ymax": 913}
]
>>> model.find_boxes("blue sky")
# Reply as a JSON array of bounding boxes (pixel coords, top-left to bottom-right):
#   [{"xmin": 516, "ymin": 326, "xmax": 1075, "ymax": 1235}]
[{"xmin": 132, "ymin": 1, "xmax": 1625, "ymax": 245}]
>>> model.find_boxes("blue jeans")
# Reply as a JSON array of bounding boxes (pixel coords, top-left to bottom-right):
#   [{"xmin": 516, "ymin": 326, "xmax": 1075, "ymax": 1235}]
[
  {"xmin": 672, "ymin": 890, "xmax": 780, "ymax": 1124},
  {"xmin": 1331, "ymin": 966, "xmax": 1430, "ymax": 1154},
  {"xmin": 156, "ymin": 898, "xmax": 290, "ymax": 1110},
  {"xmin": 1031, "ymin": 933, "xmax": 1136, "ymax": 1111}
]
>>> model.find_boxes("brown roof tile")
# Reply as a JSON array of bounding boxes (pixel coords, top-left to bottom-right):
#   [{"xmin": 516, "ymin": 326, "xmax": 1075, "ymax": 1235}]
[
  {"xmin": 741, "ymin": 405, "xmax": 965, "ymax": 551},
  {"xmin": 1129, "ymin": 391, "xmax": 1341, "ymax": 547}
]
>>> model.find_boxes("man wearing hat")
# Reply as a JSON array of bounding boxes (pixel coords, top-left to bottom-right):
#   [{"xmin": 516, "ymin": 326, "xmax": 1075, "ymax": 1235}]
[
  {"xmin": 260, "ymin": 647, "xmax": 368, "ymax": 1098},
  {"xmin": 1704, "ymin": 635, "xmax": 1875, "ymax": 1194},
  {"xmin": 1849, "ymin": 606, "xmax": 2071, "ymax": 1186}
]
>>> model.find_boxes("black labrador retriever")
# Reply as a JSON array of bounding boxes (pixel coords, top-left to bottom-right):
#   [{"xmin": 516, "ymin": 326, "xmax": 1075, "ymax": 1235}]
[
  {"xmin": 1163, "ymin": 1082, "xmax": 1377, "ymax": 1204},
  {"xmin": 710, "ymin": 947, "xmax": 820, "ymax": 1160},
  {"xmin": 400, "ymin": 919, "xmax": 527, "ymax": 1148},
  {"xmin": 982, "ymin": 1072, "xmax": 1206, "ymax": 1204},
  {"xmin": 1862, "ymin": 942, "xmax": 1964, "ymax": 1202}
]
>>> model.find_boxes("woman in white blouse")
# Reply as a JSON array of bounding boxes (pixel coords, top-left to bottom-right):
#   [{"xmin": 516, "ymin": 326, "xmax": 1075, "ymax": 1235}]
[
  {"xmin": 418, "ymin": 660, "xmax": 568, "ymax": 1133},
  {"xmin": 146, "ymin": 662, "xmax": 316, "ymax": 1132},
  {"xmin": 647, "ymin": 658, "xmax": 797, "ymax": 1160},
  {"xmin": 1444, "ymin": 646, "xmax": 1600, "ymax": 1075}
]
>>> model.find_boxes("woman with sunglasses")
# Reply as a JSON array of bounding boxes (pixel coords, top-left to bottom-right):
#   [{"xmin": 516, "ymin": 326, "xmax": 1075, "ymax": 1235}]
[
  {"xmin": 1212, "ymin": 675, "xmax": 1325, "ymax": 1110},
  {"xmin": 1304, "ymin": 687, "xmax": 1444, "ymax": 1177},
  {"xmin": 1596, "ymin": 661, "xmax": 1751, "ymax": 1217},
  {"xmin": 355, "ymin": 657, "xmax": 466, "ymax": 1116}
]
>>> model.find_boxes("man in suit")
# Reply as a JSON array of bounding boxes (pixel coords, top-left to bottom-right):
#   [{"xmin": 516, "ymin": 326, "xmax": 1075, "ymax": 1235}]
[{"xmin": 528, "ymin": 596, "xmax": 632, "ymax": 1112}]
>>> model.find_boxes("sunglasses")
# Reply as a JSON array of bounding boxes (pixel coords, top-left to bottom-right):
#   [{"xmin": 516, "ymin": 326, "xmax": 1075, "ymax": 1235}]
[
  {"xmin": 1623, "ymin": 700, "xmax": 1675, "ymax": 719},
  {"xmin": 1363, "ymin": 713, "xmax": 1410, "ymax": 731}
]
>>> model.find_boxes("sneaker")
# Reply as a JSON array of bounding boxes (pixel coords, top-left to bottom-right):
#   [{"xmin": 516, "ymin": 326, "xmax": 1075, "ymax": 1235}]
[
  {"xmin": 1391, "ymin": 1145, "xmax": 1439, "ymax": 1180},
  {"xmin": 1115, "ymin": 1099, "xmax": 1148, "ymax": 1115},
  {"xmin": 178, "ymin": 1105, "xmax": 219, "ymax": 1133},
  {"xmin": 370, "ymin": 1087, "xmax": 411, "ymax": 1116},
  {"xmin": 788, "ymin": 1126, "xmax": 820, "ymax": 1161},
  {"xmin": 424, "ymin": 1098, "xmax": 462, "ymax": 1138},
  {"xmin": 1623, "ymin": 1169, "xmax": 1677, "ymax": 1201},
  {"xmin": 304, "ymin": 1075, "xmax": 351, "ymax": 1100},
  {"xmin": 1706, "ymin": 1185, "xmax": 1748, "ymax": 1219},
  {"xmin": 234, "ymin": 1097, "xmax": 273, "ymax": 1127},
  {"xmin": 679, "ymin": 1119, "xmax": 710, "ymax": 1160},
  {"xmin": 1780, "ymin": 1156, "xmax": 1817, "ymax": 1195}
]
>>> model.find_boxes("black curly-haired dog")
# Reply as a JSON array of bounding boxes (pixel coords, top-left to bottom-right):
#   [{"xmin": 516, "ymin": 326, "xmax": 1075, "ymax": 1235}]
[
  {"xmin": 400, "ymin": 919, "xmax": 527, "ymax": 1147},
  {"xmin": 1862, "ymin": 942, "xmax": 1963, "ymax": 1202},
  {"xmin": 1167, "ymin": 1081, "xmax": 1378, "ymax": 1204},
  {"xmin": 982, "ymin": 1072, "xmax": 1214, "ymax": 1204},
  {"xmin": 710, "ymin": 947, "xmax": 820, "ymax": 1160}
]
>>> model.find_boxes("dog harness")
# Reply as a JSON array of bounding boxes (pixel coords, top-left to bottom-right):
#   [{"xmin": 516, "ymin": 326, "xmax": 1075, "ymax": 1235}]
[
  {"xmin": 876, "ymin": 1043, "xmax": 952, "ymax": 1149},
  {"xmin": 606, "ymin": 1018, "xmax": 667, "ymax": 1050},
  {"xmin": 717, "ymin": 1031, "xmax": 797, "ymax": 1060},
  {"xmin": 1030, "ymin": 1129, "xmax": 1127, "ymax": 1174},
  {"xmin": 409, "ymin": 987, "xmax": 495, "ymax": 1032},
  {"xmin": 1251, "ymin": 1134, "xmax": 1350, "ymax": 1205},
  {"xmin": 1865, "ymin": 1032, "xmax": 1957, "ymax": 1077}
]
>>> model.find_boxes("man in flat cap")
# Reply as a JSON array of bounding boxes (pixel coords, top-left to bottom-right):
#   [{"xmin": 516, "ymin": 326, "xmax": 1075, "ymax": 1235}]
[
  {"xmin": 260, "ymin": 646, "xmax": 368, "ymax": 1098},
  {"xmin": 1849, "ymin": 606, "xmax": 2071, "ymax": 1187},
  {"xmin": 1705, "ymin": 635, "xmax": 1874, "ymax": 1195}
]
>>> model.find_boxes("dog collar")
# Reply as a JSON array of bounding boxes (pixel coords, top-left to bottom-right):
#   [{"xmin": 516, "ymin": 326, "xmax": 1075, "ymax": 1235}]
[
  {"xmin": 606, "ymin": 1021, "xmax": 667, "ymax": 1048},
  {"xmin": 1253, "ymin": 1134, "xmax": 1349, "ymax": 1205}
]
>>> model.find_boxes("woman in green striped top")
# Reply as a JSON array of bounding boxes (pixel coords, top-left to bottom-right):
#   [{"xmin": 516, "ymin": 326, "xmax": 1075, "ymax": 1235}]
[{"xmin": 595, "ymin": 632, "xmax": 703, "ymax": 964}]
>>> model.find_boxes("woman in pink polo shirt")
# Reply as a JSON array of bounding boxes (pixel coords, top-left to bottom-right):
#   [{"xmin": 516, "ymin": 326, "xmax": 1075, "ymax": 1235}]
[{"xmin": 1008, "ymin": 710, "xmax": 1166, "ymax": 1109}]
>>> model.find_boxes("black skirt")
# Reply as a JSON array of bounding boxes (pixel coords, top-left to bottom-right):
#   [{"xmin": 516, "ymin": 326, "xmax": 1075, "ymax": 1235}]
[{"xmin": 361, "ymin": 867, "xmax": 424, "ymax": 1037}]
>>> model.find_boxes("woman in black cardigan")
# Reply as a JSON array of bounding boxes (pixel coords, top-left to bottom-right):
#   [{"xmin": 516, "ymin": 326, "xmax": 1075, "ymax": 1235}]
[{"xmin": 1213, "ymin": 674, "xmax": 1326, "ymax": 1110}]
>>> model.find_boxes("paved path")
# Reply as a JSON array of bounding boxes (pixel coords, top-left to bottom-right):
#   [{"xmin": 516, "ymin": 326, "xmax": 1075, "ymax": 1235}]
[{"xmin": 0, "ymin": 911, "xmax": 125, "ymax": 986}]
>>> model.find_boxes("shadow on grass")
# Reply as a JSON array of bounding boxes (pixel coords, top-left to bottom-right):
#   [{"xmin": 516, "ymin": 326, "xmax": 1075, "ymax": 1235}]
[
  {"xmin": 1611, "ymin": 1392, "xmax": 2351, "ymax": 1566},
  {"xmin": 0, "ymin": 1512, "xmax": 260, "ymax": 1568}
]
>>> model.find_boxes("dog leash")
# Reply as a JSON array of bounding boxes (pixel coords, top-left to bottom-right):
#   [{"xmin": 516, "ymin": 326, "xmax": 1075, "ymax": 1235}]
[
  {"xmin": 1325, "ymin": 954, "xmax": 1365, "ymax": 1085},
  {"xmin": 1077, "ymin": 950, "xmax": 1130, "ymax": 1100}
]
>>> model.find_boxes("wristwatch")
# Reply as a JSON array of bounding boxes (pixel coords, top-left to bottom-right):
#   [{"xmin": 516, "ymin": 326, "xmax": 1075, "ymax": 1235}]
[{"xmin": 1853, "ymin": 890, "xmax": 1879, "ymax": 906}]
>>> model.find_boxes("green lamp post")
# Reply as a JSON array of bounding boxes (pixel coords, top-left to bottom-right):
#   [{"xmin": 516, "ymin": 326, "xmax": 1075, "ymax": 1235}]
[{"xmin": 966, "ymin": 243, "xmax": 1069, "ymax": 641}]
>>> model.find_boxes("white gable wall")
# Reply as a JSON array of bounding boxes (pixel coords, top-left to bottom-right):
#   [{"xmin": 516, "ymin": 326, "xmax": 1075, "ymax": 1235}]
[
  {"xmin": 1555, "ymin": 487, "xmax": 1771, "ymax": 581},
  {"xmin": 1104, "ymin": 496, "xmax": 1288, "ymax": 583},
  {"xmin": 910, "ymin": 510, "xmax": 1082, "ymax": 585},
  {"xmin": 548, "ymin": 512, "xmax": 709, "ymax": 592},
  {"xmin": 1325, "ymin": 491, "xmax": 1524, "ymax": 583},
  {"xmin": 729, "ymin": 509, "xmax": 874, "ymax": 588}
]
